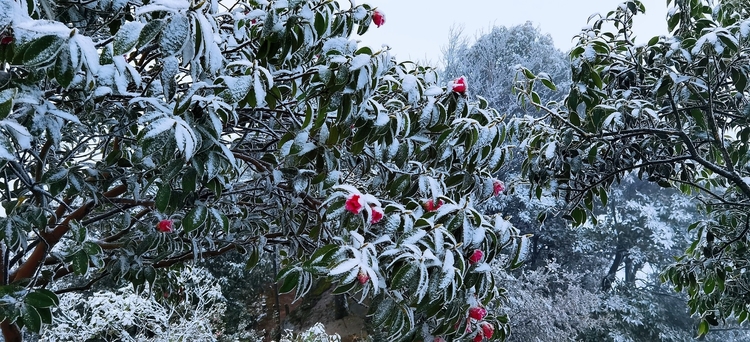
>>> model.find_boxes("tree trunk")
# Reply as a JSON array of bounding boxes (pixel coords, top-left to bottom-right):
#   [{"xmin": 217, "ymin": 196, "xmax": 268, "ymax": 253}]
[
  {"xmin": 1, "ymin": 320, "xmax": 21, "ymax": 342},
  {"xmin": 601, "ymin": 249, "xmax": 626, "ymax": 291}
]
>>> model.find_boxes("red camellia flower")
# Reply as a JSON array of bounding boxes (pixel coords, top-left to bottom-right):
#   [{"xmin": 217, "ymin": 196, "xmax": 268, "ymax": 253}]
[
  {"xmin": 372, "ymin": 9, "xmax": 386, "ymax": 27},
  {"xmin": 493, "ymin": 179, "xmax": 505, "ymax": 196},
  {"xmin": 451, "ymin": 76, "xmax": 467, "ymax": 94},
  {"xmin": 468, "ymin": 249, "xmax": 484, "ymax": 264},
  {"xmin": 468, "ymin": 306, "xmax": 487, "ymax": 320},
  {"xmin": 480, "ymin": 322, "xmax": 494, "ymax": 339},
  {"xmin": 0, "ymin": 36, "xmax": 12, "ymax": 45},
  {"xmin": 357, "ymin": 269, "xmax": 370, "ymax": 284},
  {"xmin": 424, "ymin": 199, "xmax": 444, "ymax": 212},
  {"xmin": 473, "ymin": 333, "xmax": 484, "ymax": 342},
  {"xmin": 370, "ymin": 206, "xmax": 384, "ymax": 224},
  {"xmin": 345, "ymin": 193, "xmax": 363, "ymax": 214},
  {"xmin": 156, "ymin": 219, "xmax": 173, "ymax": 233}
]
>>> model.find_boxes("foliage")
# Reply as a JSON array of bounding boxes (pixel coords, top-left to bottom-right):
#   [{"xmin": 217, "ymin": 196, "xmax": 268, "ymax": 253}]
[
  {"xmin": 280, "ymin": 323, "xmax": 342, "ymax": 342},
  {"xmin": 38, "ymin": 266, "xmax": 224, "ymax": 341},
  {"xmin": 0, "ymin": 0, "xmax": 522, "ymax": 340},
  {"xmin": 496, "ymin": 264, "xmax": 607, "ymax": 342},
  {"xmin": 441, "ymin": 22, "xmax": 571, "ymax": 116},
  {"xmin": 515, "ymin": 0, "xmax": 750, "ymax": 336}
]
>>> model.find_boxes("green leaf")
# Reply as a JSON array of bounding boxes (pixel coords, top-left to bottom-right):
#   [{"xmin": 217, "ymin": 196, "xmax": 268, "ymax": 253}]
[
  {"xmin": 138, "ymin": 19, "xmax": 165, "ymax": 47},
  {"xmin": 54, "ymin": 46, "xmax": 75, "ymax": 88},
  {"xmin": 155, "ymin": 185, "xmax": 171, "ymax": 213},
  {"xmin": 22, "ymin": 304, "xmax": 41, "ymax": 333},
  {"xmin": 697, "ymin": 319, "xmax": 709, "ymax": 337},
  {"xmin": 69, "ymin": 220, "xmax": 86, "ymax": 243},
  {"xmin": 246, "ymin": 246, "xmax": 260, "ymax": 270},
  {"xmin": 82, "ymin": 241, "xmax": 102, "ymax": 256},
  {"xmin": 703, "ymin": 277, "xmax": 715, "ymax": 294},
  {"xmin": 182, "ymin": 205, "xmax": 208, "ymax": 233},
  {"xmin": 23, "ymin": 35, "xmax": 65, "ymax": 66},
  {"xmin": 160, "ymin": 15, "xmax": 189, "ymax": 56},
  {"xmin": 25, "ymin": 291, "xmax": 57, "ymax": 308},
  {"xmin": 571, "ymin": 207, "xmax": 586, "ymax": 226},
  {"xmin": 113, "ymin": 22, "xmax": 144, "ymax": 55},
  {"xmin": 0, "ymin": 88, "xmax": 15, "ymax": 120},
  {"xmin": 71, "ymin": 250, "xmax": 89, "ymax": 275},
  {"xmin": 279, "ymin": 270, "xmax": 299, "ymax": 293}
]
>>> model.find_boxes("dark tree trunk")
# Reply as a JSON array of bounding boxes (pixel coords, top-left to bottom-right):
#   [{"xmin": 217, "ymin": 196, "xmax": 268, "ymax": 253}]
[
  {"xmin": 602, "ymin": 249, "xmax": 627, "ymax": 291},
  {"xmin": 1, "ymin": 320, "xmax": 21, "ymax": 342}
]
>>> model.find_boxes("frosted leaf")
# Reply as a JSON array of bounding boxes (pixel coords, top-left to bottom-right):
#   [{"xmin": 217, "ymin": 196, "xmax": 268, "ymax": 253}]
[
  {"xmin": 253, "ymin": 67, "xmax": 268, "ymax": 107},
  {"xmin": 434, "ymin": 203, "xmax": 459, "ymax": 221},
  {"xmin": 582, "ymin": 45, "xmax": 596, "ymax": 61},
  {"xmin": 246, "ymin": 9, "xmax": 266, "ymax": 21},
  {"xmin": 603, "ymin": 112, "xmax": 623, "ymax": 128},
  {"xmin": 544, "ymin": 141, "xmax": 557, "ymax": 159},
  {"xmin": 160, "ymin": 15, "xmax": 189, "ymax": 56},
  {"xmin": 220, "ymin": 75, "xmax": 252, "ymax": 103},
  {"xmin": 136, "ymin": 0, "xmax": 189, "ymax": 14},
  {"xmin": 70, "ymin": 33, "xmax": 101, "ymax": 74},
  {"xmin": 93, "ymin": 87, "xmax": 112, "ymax": 98},
  {"xmin": 329, "ymin": 258, "xmax": 358, "ymax": 276},
  {"xmin": 424, "ymin": 86, "xmax": 443, "ymax": 97},
  {"xmin": 462, "ymin": 215, "xmax": 476, "ymax": 246},
  {"xmin": 47, "ymin": 109, "xmax": 81, "ymax": 124},
  {"xmin": 401, "ymin": 228, "xmax": 426, "ymax": 246},
  {"xmin": 142, "ymin": 117, "xmax": 175, "ymax": 139},
  {"xmin": 356, "ymin": 67, "xmax": 370, "ymax": 90},
  {"xmin": 692, "ymin": 31, "xmax": 717, "ymax": 55},
  {"xmin": 384, "ymin": 213, "xmax": 400, "ymax": 233},
  {"xmin": 472, "ymin": 263, "xmax": 491, "ymax": 273},
  {"xmin": 113, "ymin": 21, "xmax": 145, "ymax": 55},
  {"xmin": 374, "ymin": 110, "xmax": 389, "ymax": 126},
  {"xmin": 322, "ymin": 37, "xmax": 357, "ymax": 55},
  {"xmin": 401, "ymin": 74, "xmax": 419, "ymax": 104},
  {"xmin": 349, "ymin": 54, "xmax": 370, "ymax": 71},
  {"xmin": 352, "ymin": 6, "xmax": 367, "ymax": 20},
  {"xmin": 174, "ymin": 118, "xmax": 196, "ymax": 158},
  {"xmin": 329, "ymin": 55, "xmax": 348, "ymax": 64},
  {"xmin": 0, "ymin": 120, "xmax": 32, "ymax": 149}
]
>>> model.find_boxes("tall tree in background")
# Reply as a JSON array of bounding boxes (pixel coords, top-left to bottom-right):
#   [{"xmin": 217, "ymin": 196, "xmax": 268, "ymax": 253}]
[
  {"xmin": 0, "ymin": 0, "xmax": 524, "ymax": 340},
  {"xmin": 516, "ymin": 0, "xmax": 750, "ymax": 337},
  {"xmin": 441, "ymin": 22, "xmax": 571, "ymax": 116}
]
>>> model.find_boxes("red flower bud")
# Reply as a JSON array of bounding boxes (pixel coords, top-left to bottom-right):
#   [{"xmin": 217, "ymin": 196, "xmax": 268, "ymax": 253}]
[
  {"xmin": 434, "ymin": 337, "xmax": 445, "ymax": 342},
  {"xmin": 345, "ymin": 194, "xmax": 363, "ymax": 214},
  {"xmin": 451, "ymin": 76, "xmax": 467, "ymax": 94},
  {"xmin": 493, "ymin": 179, "xmax": 505, "ymax": 196},
  {"xmin": 156, "ymin": 219, "xmax": 173, "ymax": 233},
  {"xmin": 372, "ymin": 9, "xmax": 386, "ymax": 28},
  {"xmin": 468, "ymin": 249, "xmax": 484, "ymax": 264},
  {"xmin": 0, "ymin": 36, "xmax": 12, "ymax": 45},
  {"xmin": 370, "ymin": 206, "xmax": 384, "ymax": 224},
  {"xmin": 357, "ymin": 269, "xmax": 370, "ymax": 284},
  {"xmin": 424, "ymin": 199, "xmax": 444, "ymax": 212},
  {"xmin": 480, "ymin": 322, "xmax": 494, "ymax": 339},
  {"xmin": 473, "ymin": 333, "xmax": 484, "ymax": 342},
  {"xmin": 468, "ymin": 306, "xmax": 487, "ymax": 320}
]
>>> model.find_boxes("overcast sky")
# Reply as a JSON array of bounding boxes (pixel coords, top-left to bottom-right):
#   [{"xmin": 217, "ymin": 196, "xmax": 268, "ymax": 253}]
[{"xmin": 353, "ymin": 0, "xmax": 669, "ymax": 63}]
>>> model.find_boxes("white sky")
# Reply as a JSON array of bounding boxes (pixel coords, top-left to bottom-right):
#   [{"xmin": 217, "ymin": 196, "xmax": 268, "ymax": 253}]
[{"xmin": 352, "ymin": 0, "xmax": 670, "ymax": 63}]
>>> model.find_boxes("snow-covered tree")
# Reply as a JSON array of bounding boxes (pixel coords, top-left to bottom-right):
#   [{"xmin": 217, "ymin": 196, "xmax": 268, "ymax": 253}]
[
  {"xmin": 515, "ymin": 0, "xmax": 750, "ymax": 337},
  {"xmin": 0, "ymin": 0, "xmax": 522, "ymax": 340},
  {"xmin": 39, "ymin": 266, "xmax": 225, "ymax": 341},
  {"xmin": 441, "ymin": 22, "xmax": 571, "ymax": 116}
]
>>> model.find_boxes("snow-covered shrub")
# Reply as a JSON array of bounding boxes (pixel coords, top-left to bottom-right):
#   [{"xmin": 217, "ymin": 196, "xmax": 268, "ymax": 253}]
[{"xmin": 39, "ymin": 266, "xmax": 224, "ymax": 341}]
